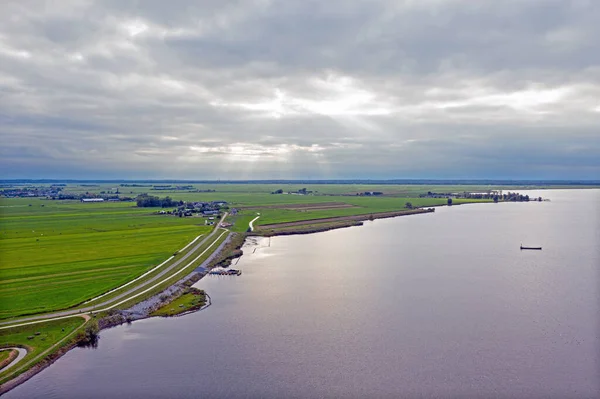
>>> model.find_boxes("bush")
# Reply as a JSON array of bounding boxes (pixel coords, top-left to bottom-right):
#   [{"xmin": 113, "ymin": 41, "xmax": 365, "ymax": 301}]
[{"xmin": 77, "ymin": 320, "xmax": 100, "ymax": 348}]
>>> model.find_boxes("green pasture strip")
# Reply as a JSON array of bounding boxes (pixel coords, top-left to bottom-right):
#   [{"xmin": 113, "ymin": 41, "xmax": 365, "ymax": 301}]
[
  {"xmin": 255, "ymin": 197, "xmax": 490, "ymax": 226},
  {"xmin": 0, "ymin": 253, "xmax": 165, "ymax": 282},
  {"xmin": 0, "ymin": 212, "xmax": 207, "ymax": 239},
  {"xmin": 0, "ymin": 198, "xmax": 144, "ymax": 217},
  {"xmin": 0, "ymin": 276, "xmax": 130, "ymax": 319},
  {"xmin": 252, "ymin": 197, "xmax": 429, "ymax": 225},
  {"xmin": 0, "ymin": 269, "xmax": 137, "ymax": 294},
  {"xmin": 1, "ymin": 263, "xmax": 142, "ymax": 285},
  {"xmin": 0, "ymin": 224, "xmax": 206, "ymax": 270}
]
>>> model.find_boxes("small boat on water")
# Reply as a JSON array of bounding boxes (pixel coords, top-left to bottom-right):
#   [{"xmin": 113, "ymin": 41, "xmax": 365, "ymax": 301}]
[{"xmin": 520, "ymin": 245, "xmax": 542, "ymax": 250}]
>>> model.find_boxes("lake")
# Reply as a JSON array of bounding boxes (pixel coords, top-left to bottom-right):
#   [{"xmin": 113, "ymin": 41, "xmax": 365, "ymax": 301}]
[{"xmin": 6, "ymin": 189, "xmax": 600, "ymax": 398}]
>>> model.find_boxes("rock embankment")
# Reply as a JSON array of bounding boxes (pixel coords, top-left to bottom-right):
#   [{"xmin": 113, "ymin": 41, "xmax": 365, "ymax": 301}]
[{"xmin": 99, "ymin": 233, "xmax": 232, "ymax": 327}]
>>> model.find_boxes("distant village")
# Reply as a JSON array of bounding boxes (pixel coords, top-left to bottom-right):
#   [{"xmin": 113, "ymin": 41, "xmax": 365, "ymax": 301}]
[
  {"xmin": 0, "ymin": 185, "xmax": 68, "ymax": 199},
  {"xmin": 271, "ymin": 188, "xmax": 314, "ymax": 195},
  {"xmin": 154, "ymin": 199, "xmax": 234, "ymax": 226},
  {"xmin": 0, "ymin": 184, "xmax": 215, "ymax": 200}
]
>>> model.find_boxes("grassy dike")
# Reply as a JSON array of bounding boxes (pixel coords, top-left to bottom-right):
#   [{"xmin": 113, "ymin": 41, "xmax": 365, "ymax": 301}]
[
  {"xmin": 96, "ymin": 229, "xmax": 230, "ymax": 314},
  {"xmin": 81, "ymin": 229, "xmax": 224, "ymax": 310}
]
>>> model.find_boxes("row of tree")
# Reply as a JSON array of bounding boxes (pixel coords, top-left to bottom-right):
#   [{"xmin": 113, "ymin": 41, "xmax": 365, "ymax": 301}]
[{"xmin": 136, "ymin": 194, "xmax": 180, "ymax": 208}]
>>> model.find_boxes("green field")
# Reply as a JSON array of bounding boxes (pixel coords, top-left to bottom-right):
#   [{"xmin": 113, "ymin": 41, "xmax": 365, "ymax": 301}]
[
  {"xmin": 252, "ymin": 197, "xmax": 487, "ymax": 226},
  {"xmin": 0, "ymin": 198, "xmax": 211, "ymax": 319}
]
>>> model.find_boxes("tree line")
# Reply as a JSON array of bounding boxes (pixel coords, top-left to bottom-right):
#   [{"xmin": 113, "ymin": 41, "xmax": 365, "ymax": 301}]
[{"xmin": 136, "ymin": 194, "xmax": 180, "ymax": 208}]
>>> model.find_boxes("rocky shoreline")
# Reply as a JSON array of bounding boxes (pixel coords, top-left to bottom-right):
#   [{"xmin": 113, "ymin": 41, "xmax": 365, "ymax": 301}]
[{"xmin": 99, "ymin": 233, "xmax": 234, "ymax": 328}]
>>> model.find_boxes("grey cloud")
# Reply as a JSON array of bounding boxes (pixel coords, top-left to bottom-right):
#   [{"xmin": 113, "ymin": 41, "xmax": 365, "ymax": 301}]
[{"xmin": 0, "ymin": 0, "xmax": 599, "ymax": 179}]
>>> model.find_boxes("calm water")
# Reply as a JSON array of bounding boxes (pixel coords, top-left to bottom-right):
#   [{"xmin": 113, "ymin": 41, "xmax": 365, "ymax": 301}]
[{"xmin": 6, "ymin": 189, "xmax": 600, "ymax": 398}]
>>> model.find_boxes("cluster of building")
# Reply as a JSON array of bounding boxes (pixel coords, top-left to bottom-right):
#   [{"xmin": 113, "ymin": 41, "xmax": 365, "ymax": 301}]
[
  {"xmin": 0, "ymin": 185, "xmax": 65, "ymax": 198},
  {"xmin": 150, "ymin": 185, "xmax": 196, "ymax": 191},
  {"xmin": 356, "ymin": 191, "xmax": 383, "ymax": 196},
  {"xmin": 271, "ymin": 188, "xmax": 314, "ymax": 195},
  {"xmin": 157, "ymin": 201, "xmax": 233, "ymax": 221}
]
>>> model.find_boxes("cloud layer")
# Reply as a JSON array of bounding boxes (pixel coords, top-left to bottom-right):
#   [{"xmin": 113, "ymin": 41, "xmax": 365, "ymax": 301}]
[{"xmin": 1, "ymin": 0, "xmax": 599, "ymax": 179}]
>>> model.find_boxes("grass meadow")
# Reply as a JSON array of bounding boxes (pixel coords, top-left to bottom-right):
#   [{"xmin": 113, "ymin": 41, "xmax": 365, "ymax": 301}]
[{"xmin": 0, "ymin": 198, "xmax": 210, "ymax": 319}]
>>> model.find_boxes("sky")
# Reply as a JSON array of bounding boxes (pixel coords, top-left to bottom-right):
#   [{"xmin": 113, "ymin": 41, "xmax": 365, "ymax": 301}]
[{"xmin": 1, "ymin": 0, "xmax": 599, "ymax": 180}]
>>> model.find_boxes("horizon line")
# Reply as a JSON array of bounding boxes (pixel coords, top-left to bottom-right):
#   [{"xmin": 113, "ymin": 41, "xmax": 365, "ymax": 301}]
[{"xmin": 2, "ymin": 178, "xmax": 599, "ymax": 185}]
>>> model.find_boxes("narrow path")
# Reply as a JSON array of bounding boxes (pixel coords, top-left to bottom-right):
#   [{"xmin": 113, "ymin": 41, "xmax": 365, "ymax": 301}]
[
  {"xmin": 0, "ymin": 214, "xmax": 228, "ymax": 330},
  {"xmin": 0, "ymin": 348, "xmax": 27, "ymax": 372},
  {"xmin": 249, "ymin": 215, "xmax": 260, "ymax": 231}
]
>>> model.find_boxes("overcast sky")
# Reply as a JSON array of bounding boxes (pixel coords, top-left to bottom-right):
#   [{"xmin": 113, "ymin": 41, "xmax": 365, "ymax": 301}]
[{"xmin": 1, "ymin": 0, "xmax": 599, "ymax": 180}]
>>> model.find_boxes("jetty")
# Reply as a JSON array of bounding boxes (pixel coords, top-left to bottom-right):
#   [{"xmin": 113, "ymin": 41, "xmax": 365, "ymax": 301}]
[
  {"xmin": 209, "ymin": 268, "xmax": 242, "ymax": 276},
  {"xmin": 520, "ymin": 245, "xmax": 542, "ymax": 250}
]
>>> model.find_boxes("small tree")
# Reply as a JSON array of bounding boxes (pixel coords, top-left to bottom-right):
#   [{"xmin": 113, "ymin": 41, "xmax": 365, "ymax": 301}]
[
  {"xmin": 77, "ymin": 320, "xmax": 99, "ymax": 348},
  {"xmin": 447, "ymin": 198, "xmax": 453, "ymax": 206},
  {"xmin": 405, "ymin": 202, "xmax": 413, "ymax": 209}
]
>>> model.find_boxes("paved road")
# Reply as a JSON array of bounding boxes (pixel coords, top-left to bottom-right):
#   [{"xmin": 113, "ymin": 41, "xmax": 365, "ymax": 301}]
[
  {"xmin": 249, "ymin": 215, "xmax": 260, "ymax": 231},
  {"xmin": 0, "ymin": 213, "xmax": 228, "ymax": 330},
  {"xmin": 0, "ymin": 348, "xmax": 27, "ymax": 372}
]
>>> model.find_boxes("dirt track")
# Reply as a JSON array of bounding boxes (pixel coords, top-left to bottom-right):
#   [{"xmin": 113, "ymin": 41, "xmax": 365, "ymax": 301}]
[{"xmin": 240, "ymin": 202, "xmax": 355, "ymax": 211}]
